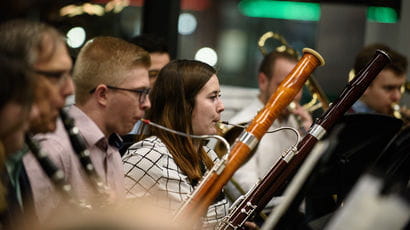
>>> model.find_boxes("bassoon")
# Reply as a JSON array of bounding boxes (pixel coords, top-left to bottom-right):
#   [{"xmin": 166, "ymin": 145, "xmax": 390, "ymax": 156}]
[
  {"xmin": 174, "ymin": 48, "xmax": 325, "ymax": 224},
  {"xmin": 217, "ymin": 49, "xmax": 391, "ymax": 230}
]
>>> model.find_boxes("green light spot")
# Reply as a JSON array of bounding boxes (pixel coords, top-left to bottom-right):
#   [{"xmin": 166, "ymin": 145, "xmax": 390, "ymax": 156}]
[
  {"xmin": 238, "ymin": 0, "xmax": 321, "ymax": 21},
  {"xmin": 367, "ymin": 7, "xmax": 398, "ymax": 23}
]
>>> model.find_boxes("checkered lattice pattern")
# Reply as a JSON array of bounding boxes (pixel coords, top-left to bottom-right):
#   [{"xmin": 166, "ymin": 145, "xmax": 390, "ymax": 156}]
[{"xmin": 122, "ymin": 136, "xmax": 229, "ymax": 228}]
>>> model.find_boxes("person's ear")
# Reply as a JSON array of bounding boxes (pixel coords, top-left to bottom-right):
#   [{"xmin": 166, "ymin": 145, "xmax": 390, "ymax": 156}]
[
  {"xmin": 94, "ymin": 84, "xmax": 109, "ymax": 106},
  {"xmin": 258, "ymin": 72, "xmax": 269, "ymax": 91}
]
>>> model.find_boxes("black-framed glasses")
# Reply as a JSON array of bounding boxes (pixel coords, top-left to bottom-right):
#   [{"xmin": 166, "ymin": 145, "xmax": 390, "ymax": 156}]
[
  {"xmin": 89, "ymin": 85, "xmax": 150, "ymax": 104},
  {"xmin": 34, "ymin": 69, "xmax": 72, "ymax": 87}
]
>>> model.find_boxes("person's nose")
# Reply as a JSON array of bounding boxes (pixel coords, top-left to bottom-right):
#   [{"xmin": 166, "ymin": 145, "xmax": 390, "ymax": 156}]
[
  {"xmin": 29, "ymin": 103, "xmax": 40, "ymax": 122},
  {"xmin": 141, "ymin": 97, "xmax": 151, "ymax": 110},
  {"xmin": 61, "ymin": 77, "xmax": 75, "ymax": 98},
  {"xmin": 391, "ymin": 88, "xmax": 402, "ymax": 102},
  {"xmin": 216, "ymin": 98, "xmax": 224, "ymax": 113}
]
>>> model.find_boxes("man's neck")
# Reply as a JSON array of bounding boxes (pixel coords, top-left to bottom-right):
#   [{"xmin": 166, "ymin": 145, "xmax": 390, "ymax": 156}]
[
  {"xmin": 75, "ymin": 103, "xmax": 110, "ymax": 137},
  {"xmin": 258, "ymin": 94, "xmax": 267, "ymax": 105}
]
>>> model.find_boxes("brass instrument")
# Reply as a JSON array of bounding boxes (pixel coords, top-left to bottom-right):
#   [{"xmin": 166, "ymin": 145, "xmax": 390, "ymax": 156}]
[
  {"xmin": 257, "ymin": 31, "xmax": 297, "ymax": 57},
  {"xmin": 350, "ymin": 69, "xmax": 410, "ymax": 123},
  {"xmin": 258, "ymin": 31, "xmax": 330, "ymax": 113},
  {"xmin": 392, "ymin": 103, "xmax": 410, "ymax": 123},
  {"xmin": 215, "ymin": 32, "xmax": 330, "ymax": 157},
  {"xmin": 214, "ymin": 121, "xmax": 248, "ymax": 159},
  {"xmin": 392, "ymin": 103, "xmax": 402, "ymax": 119},
  {"xmin": 403, "ymin": 81, "xmax": 410, "ymax": 93},
  {"xmin": 393, "ymin": 82, "xmax": 410, "ymax": 122}
]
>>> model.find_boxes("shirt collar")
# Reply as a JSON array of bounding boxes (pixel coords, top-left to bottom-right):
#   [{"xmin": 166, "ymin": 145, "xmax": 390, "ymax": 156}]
[
  {"xmin": 68, "ymin": 105, "xmax": 105, "ymax": 147},
  {"xmin": 352, "ymin": 100, "xmax": 377, "ymax": 114},
  {"xmin": 5, "ymin": 146, "xmax": 28, "ymax": 187}
]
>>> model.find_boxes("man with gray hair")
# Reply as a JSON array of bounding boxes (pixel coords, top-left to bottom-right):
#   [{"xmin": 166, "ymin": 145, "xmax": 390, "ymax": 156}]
[
  {"xmin": 0, "ymin": 19, "xmax": 74, "ymax": 228},
  {"xmin": 23, "ymin": 36, "xmax": 151, "ymax": 221}
]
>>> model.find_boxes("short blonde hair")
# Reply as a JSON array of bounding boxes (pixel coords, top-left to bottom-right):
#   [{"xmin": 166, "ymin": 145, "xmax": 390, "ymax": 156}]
[{"xmin": 73, "ymin": 36, "xmax": 150, "ymax": 104}]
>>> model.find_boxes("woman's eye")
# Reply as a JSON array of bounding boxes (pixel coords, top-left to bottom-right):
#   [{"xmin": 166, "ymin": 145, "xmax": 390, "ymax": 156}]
[{"xmin": 209, "ymin": 92, "xmax": 221, "ymax": 100}]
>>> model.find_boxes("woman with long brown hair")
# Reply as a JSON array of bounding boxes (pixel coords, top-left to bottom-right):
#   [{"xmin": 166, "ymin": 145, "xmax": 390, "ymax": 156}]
[{"xmin": 122, "ymin": 60, "xmax": 227, "ymax": 229}]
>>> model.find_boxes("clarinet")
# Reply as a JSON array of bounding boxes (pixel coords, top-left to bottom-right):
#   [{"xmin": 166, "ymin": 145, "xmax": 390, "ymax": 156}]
[
  {"xmin": 25, "ymin": 134, "xmax": 92, "ymax": 209},
  {"xmin": 174, "ymin": 48, "xmax": 325, "ymax": 224},
  {"xmin": 59, "ymin": 109, "xmax": 111, "ymax": 201},
  {"xmin": 216, "ymin": 49, "xmax": 391, "ymax": 230}
]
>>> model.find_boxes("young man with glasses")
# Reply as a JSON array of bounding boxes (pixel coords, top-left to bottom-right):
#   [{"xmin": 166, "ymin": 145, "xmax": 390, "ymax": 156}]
[
  {"xmin": 23, "ymin": 36, "xmax": 151, "ymax": 221},
  {"xmin": 125, "ymin": 34, "xmax": 171, "ymax": 138}
]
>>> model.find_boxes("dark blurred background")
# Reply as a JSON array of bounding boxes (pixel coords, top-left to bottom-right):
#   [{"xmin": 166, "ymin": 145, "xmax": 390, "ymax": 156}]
[{"xmin": 1, "ymin": 0, "xmax": 409, "ymax": 104}]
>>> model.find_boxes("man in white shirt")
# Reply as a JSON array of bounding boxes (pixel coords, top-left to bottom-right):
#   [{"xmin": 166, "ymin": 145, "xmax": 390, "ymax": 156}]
[{"xmin": 225, "ymin": 50, "xmax": 313, "ymax": 201}]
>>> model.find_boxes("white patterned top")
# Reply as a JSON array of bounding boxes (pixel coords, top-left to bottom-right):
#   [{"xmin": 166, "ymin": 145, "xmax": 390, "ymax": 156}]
[{"xmin": 122, "ymin": 136, "xmax": 229, "ymax": 229}]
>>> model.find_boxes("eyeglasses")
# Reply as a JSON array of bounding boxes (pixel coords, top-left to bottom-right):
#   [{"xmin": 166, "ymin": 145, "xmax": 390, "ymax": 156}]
[
  {"xmin": 89, "ymin": 85, "xmax": 150, "ymax": 104},
  {"xmin": 34, "ymin": 69, "xmax": 71, "ymax": 87}
]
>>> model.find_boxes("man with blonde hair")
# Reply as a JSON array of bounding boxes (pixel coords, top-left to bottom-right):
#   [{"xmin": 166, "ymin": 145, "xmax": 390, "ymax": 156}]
[{"xmin": 24, "ymin": 36, "xmax": 151, "ymax": 221}]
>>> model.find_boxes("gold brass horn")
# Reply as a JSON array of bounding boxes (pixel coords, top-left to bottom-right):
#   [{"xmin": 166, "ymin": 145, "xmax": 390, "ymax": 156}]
[
  {"xmin": 214, "ymin": 32, "xmax": 330, "ymax": 158},
  {"xmin": 213, "ymin": 32, "xmax": 328, "ymax": 208},
  {"xmin": 258, "ymin": 31, "xmax": 297, "ymax": 57},
  {"xmin": 403, "ymin": 81, "xmax": 410, "ymax": 93},
  {"xmin": 349, "ymin": 69, "xmax": 410, "ymax": 122},
  {"xmin": 303, "ymin": 73, "xmax": 330, "ymax": 112},
  {"xmin": 258, "ymin": 31, "xmax": 330, "ymax": 113}
]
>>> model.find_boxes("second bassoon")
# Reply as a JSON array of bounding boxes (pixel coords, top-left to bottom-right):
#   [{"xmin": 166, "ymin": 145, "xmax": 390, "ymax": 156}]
[{"xmin": 217, "ymin": 49, "xmax": 392, "ymax": 230}]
